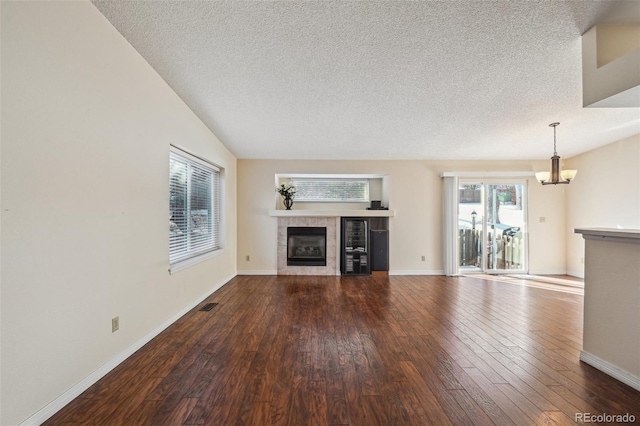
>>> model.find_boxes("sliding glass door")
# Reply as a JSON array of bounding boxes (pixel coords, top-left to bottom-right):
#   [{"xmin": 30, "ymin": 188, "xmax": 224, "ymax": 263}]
[{"xmin": 458, "ymin": 181, "xmax": 527, "ymax": 274}]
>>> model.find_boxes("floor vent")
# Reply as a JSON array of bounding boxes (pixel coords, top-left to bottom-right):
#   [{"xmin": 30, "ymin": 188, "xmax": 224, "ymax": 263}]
[{"xmin": 200, "ymin": 302, "xmax": 218, "ymax": 312}]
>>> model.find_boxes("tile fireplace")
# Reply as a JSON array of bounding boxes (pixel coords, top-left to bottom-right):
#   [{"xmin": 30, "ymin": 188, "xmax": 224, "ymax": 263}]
[{"xmin": 277, "ymin": 217, "xmax": 338, "ymax": 275}]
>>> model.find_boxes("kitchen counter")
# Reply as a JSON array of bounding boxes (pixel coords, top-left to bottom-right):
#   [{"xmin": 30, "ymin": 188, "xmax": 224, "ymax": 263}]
[{"xmin": 574, "ymin": 228, "xmax": 640, "ymax": 391}]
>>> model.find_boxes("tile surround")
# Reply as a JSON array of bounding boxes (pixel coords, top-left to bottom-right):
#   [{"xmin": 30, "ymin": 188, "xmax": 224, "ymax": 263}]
[{"xmin": 277, "ymin": 217, "xmax": 339, "ymax": 275}]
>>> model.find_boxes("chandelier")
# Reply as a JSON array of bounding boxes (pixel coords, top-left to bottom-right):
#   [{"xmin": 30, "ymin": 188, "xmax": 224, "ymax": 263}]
[{"xmin": 535, "ymin": 122, "xmax": 577, "ymax": 185}]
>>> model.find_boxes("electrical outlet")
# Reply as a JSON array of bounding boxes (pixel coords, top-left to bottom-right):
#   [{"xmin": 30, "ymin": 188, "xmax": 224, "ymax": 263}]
[
  {"xmin": 421, "ymin": 255, "xmax": 426, "ymax": 262},
  {"xmin": 581, "ymin": 257, "xmax": 585, "ymax": 264},
  {"xmin": 112, "ymin": 316, "xmax": 119, "ymax": 333},
  {"xmin": 539, "ymin": 217, "xmax": 546, "ymax": 223},
  {"xmin": 246, "ymin": 255, "xmax": 251, "ymax": 261}
]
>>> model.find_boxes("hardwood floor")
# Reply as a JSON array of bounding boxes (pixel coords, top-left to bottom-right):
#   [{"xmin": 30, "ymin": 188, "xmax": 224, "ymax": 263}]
[
  {"xmin": 464, "ymin": 274, "xmax": 584, "ymax": 295},
  {"xmin": 45, "ymin": 275, "xmax": 640, "ymax": 425}
]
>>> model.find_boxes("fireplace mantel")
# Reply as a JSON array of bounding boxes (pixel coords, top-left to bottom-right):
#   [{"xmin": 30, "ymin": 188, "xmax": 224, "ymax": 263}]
[{"xmin": 269, "ymin": 209, "xmax": 395, "ymax": 217}]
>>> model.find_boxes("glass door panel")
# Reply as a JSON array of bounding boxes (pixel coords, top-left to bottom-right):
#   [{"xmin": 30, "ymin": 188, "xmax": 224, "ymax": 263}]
[
  {"xmin": 485, "ymin": 183, "xmax": 526, "ymax": 272},
  {"xmin": 458, "ymin": 183, "xmax": 483, "ymax": 271}
]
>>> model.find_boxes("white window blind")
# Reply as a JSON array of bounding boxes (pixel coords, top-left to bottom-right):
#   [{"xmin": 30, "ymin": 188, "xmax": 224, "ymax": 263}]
[
  {"xmin": 291, "ymin": 179, "xmax": 369, "ymax": 202},
  {"xmin": 169, "ymin": 149, "xmax": 221, "ymax": 264}
]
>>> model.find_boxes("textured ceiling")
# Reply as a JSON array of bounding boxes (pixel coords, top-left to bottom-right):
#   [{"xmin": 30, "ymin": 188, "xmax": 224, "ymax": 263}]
[{"xmin": 92, "ymin": 0, "xmax": 640, "ymax": 160}]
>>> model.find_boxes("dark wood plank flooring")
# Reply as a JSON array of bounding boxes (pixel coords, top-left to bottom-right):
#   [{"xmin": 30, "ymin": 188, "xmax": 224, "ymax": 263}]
[{"xmin": 45, "ymin": 275, "xmax": 640, "ymax": 425}]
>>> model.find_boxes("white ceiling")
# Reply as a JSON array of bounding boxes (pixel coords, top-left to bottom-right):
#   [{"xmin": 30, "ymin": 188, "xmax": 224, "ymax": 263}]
[{"xmin": 92, "ymin": 0, "xmax": 640, "ymax": 160}]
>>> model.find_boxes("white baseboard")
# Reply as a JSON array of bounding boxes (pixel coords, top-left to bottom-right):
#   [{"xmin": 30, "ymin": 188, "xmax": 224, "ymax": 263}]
[
  {"xmin": 567, "ymin": 269, "xmax": 585, "ymax": 279},
  {"xmin": 20, "ymin": 272, "xmax": 237, "ymax": 426},
  {"xmin": 237, "ymin": 270, "xmax": 277, "ymax": 275},
  {"xmin": 389, "ymin": 270, "xmax": 445, "ymax": 276},
  {"xmin": 580, "ymin": 351, "xmax": 640, "ymax": 392},
  {"xmin": 528, "ymin": 270, "xmax": 568, "ymax": 276}
]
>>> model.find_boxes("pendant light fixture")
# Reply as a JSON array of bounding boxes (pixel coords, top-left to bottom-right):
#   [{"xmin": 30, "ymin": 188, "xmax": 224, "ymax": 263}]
[{"xmin": 535, "ymin": 122, "xmax": 577, "ymax": 185}]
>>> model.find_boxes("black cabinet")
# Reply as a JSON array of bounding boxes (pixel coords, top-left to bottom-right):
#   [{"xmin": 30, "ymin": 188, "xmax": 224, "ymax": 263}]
[
  {"xmin": 341, "ymin": 217, "xmax": 370, "ymax": 275},
  {"xmin": 370, "ymin": 230, "xmax": 389, "ymax": 271}
]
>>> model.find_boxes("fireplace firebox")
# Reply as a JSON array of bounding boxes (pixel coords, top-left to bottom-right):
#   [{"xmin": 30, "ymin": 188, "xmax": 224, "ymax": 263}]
[{"xmin": 287, "ymin": 227, "xmax": 327, "ymax": 266}]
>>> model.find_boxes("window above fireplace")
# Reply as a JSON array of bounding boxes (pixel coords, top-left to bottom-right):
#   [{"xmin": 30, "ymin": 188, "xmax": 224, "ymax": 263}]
[
  {"xmin": 275, "ymin": 173, "xmax": 388, "ymax": 210},
  {"xmin": 291, "ymin": 178, "xmax": 369, "ymax": 202}
]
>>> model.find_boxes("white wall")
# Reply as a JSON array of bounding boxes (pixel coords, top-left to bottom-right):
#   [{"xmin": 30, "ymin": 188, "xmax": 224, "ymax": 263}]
[
  {"xmin": 1, "ymin": 2, "xmax": 237, "ymax": 425},
  {"xmin": 565, "ymin": 134, "xmax": 640, "ymax": 277},
  {"xmin": 238, "ymin": 159, "xmax": 566, "ymax": 275},
  {"xmin": 582, "ymin": 25, "xmax": 640, "ymax": 108}
]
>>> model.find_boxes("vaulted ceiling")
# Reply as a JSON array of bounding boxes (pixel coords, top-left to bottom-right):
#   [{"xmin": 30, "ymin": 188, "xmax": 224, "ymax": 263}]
[{"xmin": 93, "ymin": 0, "xmax": 640, "ymax": 160}]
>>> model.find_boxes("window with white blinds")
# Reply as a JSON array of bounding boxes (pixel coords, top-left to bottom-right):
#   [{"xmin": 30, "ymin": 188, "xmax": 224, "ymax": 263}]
[
  {"xmin": 291, "ymin": 179, "xmax": 369, "ymax": 202},
  {"xmin": 169, "ymin": 149, "xmax": 221, "ymax": 265}
]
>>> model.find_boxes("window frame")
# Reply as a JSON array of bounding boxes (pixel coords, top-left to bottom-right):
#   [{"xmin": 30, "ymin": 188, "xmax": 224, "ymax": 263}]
[{"xmin": 169, "ymin": 145, "xmax": 223, "ymax": 273}]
